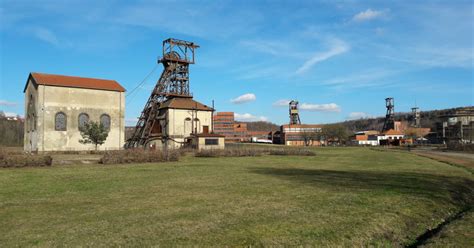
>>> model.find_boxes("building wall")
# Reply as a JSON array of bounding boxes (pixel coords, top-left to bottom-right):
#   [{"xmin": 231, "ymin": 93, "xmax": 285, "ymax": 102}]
[
  {"xmin": 164, "ymin": 108, "xmax": 213, "ymax": 148},
  {"xmin": 193, "ymin": 136, "xmax": 225, "ymax": 150},
  {"xmin": 24, "ymin": 81, "xmax": 125, "ymax": 152},
  {"xmin": 280, "ymin": 124, "xmax": 324, "ymax": 146},
  {"xmin": 213, "ymin": 112, "xmax": 236, "ymax": 139},
  {"xmin": 24, "ymin": 79, "xmax": 39, "ymax": 152}
]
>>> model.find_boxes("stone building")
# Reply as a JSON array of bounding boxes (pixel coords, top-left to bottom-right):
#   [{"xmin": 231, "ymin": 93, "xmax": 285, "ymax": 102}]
[
  {"xmin": 24, "ymin": 72, "xmax": 125, "ymax": 152},
  {"xmin": 145, "ymin": 96, "xmax": 223, "ymax": 149}
]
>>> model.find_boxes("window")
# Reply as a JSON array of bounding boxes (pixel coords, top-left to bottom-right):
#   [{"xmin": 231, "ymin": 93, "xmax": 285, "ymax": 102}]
[
  {"xmin": 78, "ymin": 113, "xmax": 89, "ymax": 130},
  {"xmin": 100, "ymin": 114, "xmax": 111, "ymax": 130},
  {"xmin": 205, "ymin": 138, "xmax": 218, "ymax": 145},
  {"xmin": 55, "ymin": 112, "xmax": 67, "ymax": 131}
]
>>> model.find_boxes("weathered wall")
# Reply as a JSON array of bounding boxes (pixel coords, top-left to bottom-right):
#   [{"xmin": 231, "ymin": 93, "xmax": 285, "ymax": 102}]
[
  {"xmin": 24, "ymin": 82, "xmax": 125, "ymax": 151},
  {"xmin": 167, "ymin": 108, "xmax": 213, "ymax": 148},
  {"xmin": 24, "ymin": 79, "xmax": 39, "ymax": 152},
  {"xmin": 194, "ymin": 136, "xmax": 225, "ymax": 150}
]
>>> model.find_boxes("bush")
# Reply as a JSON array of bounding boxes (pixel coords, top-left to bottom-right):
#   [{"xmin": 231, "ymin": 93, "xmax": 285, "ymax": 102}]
[
  {"xmin": 195, "ymin": 148, "xmax": 264, "ymax": 157},
  {"xmin": 194, "ymin": 147, "xmax": 316, "ymax": 157},
  {"xmin": 99, "ymin": 149, "xmax": 180, "ymax": 164},
  {"xmin": 0, "ymin": 153, "xmax": 53, "ymax": 168}
]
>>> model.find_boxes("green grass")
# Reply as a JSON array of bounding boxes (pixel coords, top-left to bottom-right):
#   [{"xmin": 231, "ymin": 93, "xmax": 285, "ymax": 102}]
[{"xmin": 0, "ymin": 147, "xmax": 472, "ymax": 246}]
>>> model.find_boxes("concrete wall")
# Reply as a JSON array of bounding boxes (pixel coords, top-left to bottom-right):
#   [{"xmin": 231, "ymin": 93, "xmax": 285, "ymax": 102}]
[
  {"xmin": 193, "ymin": 136, "xmax": 225, "ymax": 150},
  {"xmin": 24, "ymin": 79, "xmax": 39, "ymax": 152},
  {"xmin": 165, "ymin": 108, "xmax": 213, "ymax": 149},
  {"xmin": 24, "ymin": 82, "xmax": 125, "ymax": 152}
]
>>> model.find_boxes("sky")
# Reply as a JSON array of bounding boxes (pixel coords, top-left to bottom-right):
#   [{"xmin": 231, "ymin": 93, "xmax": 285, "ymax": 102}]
[{"xmin": 0, "ymin": 0, "xmax": 473, "ymax": 125}]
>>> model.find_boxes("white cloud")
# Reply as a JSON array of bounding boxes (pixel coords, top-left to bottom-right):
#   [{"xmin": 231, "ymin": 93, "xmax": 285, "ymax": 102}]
[
  {"xmin": 296, "ymin": 38, "xmax": 349, "ymax": 74},
  {"xmin": 272, "ymin": 99, "xmax": 291, "ymax": 107},
  {"xmin": 32, "ymin": 27, "xmax": 59, "ymax": 46},
  {"xmin": 235, "ymin": 113, "xmax": 268, "ymax": 122},
  {"xmin": 230, "ymin": 93, "xmax": 256, "ymax": 104},
  {"xmin": 300, "ymin": 103, "xmax": 341, "ymax": 112},
  {"xmin": 347, "ymin": 112, "xmax": 375, "ymax": 120},
  {"xmin": 0, "ymin": 100, "xmax": 17, "ymax": 106},
  {"xmin": 352, "ymin": 9, "xmax": 386, "ymax": 22}
]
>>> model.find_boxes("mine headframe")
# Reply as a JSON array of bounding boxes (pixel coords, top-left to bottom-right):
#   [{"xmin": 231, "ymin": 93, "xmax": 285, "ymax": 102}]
[
  {"xmin": 411, "ymin": 107, "xmax": 420, "ymax": 128},
  {"xmin": 125, "ymin": 38, "xmax": 199, "ymax": 148},
  {"xmin": 382, "ymin": 97, "xmax": 395, "ymax": 132},
  {"xmin": 289, "ymin": 100, "xmax": 301, "ymax": 125}
]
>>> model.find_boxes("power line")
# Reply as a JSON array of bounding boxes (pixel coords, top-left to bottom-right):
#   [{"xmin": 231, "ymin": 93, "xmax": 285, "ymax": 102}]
[{"xmin": 126, "ymin": 64, "xmax": 159, "ymax": 98}]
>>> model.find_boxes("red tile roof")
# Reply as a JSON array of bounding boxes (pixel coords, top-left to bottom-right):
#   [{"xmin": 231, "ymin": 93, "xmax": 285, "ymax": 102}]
[
  {"xmin": 383, "ymin": 129, "xmax": 404, "ymax": 135},
  {"xmin": 281, "ymin": 124, "xmax": 323, "ymax": 128},
  {"xmin": 159, "ymin": 97, "xmax": 213, "ymax": 111},
  {"xmin": 26, "ymin": 72, "xmax": 125, "ymax": 92}
]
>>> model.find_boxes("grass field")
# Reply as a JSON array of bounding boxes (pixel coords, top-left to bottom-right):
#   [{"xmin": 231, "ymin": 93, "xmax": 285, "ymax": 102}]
[{"xmin": 0, "ymin": 147, "xmax": 472, "ymax": 246}]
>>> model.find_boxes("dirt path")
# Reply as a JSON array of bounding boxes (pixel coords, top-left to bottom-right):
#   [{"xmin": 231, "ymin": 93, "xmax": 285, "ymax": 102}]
[{"xmin": 413, "ymin": 150, "xmax": 473, "ymax": 173}]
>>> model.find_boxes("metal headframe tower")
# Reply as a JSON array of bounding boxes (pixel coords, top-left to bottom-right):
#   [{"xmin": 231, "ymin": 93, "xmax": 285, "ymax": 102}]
[
  {"xmin": 125, "ymin": 38, "xmax": 199, "ymax": 148},
  {"xmin": 289, "ymin": 100, "xmax": 301, "ymax": 125},
  {"xmin": 382, "ymin": 97, "xmax": 395, "ymax": 132},
  {"xmin": 411, "ymin": 107, "xmax": 420, "ymax": 128}
]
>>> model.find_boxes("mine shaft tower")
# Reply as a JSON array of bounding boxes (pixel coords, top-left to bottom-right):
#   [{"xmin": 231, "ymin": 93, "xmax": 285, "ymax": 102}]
[
  {"xmin": 412, "ymin": 107, "xmax": 420, "ymax": 128},
  {"xmin": 126, "ymin": 38, "xmax": 199, "ymax": 148},
  {"xmin": 289, "ymin": 100, "xmax": 301, "ymax": 125},
  {"xmin": 382, "ymin": 97, "xmax": 395, "ymax": 132}
]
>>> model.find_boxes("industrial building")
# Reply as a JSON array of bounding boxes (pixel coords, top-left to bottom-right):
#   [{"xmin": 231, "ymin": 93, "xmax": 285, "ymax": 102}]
[
  {"xmin": 276, "ymin": 100, "xmax": 325, "ymax": 146},
  {"xmin": 126, "ymin": 38, "xmax": 224, "ymax": 150},
  {"xmin": 23, "ymin": 72, "xmax": 126, "ymax": 152},
  {"xmin": 213, "ymin": 112, "xmax": 247, "ymax": 142},
  {"xmin": 279, "ymin": 124, "xmax": 324, "ymax": 146},
  {"xmin": 439, "ymin": 107, "xmax": 473, "ymax": 144}
]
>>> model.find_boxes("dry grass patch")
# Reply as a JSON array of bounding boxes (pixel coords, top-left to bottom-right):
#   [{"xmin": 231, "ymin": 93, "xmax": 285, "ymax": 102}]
[{"xmin": 99, "ymin": 149, "xmax": 180, "ymax": 164}]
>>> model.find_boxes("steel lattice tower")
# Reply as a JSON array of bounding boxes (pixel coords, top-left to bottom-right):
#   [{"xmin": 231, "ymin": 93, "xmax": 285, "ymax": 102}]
[
  {"xmin": 412, "ymin": 107, "xmax": 420, "ymax": 127},
  {"xmin": 126, "ymin": 38, "xmax": 199, "ymax": 148},
  {"xmin": 289, "ymin": 100, "xmax": 301, "ymax": 125},
  {"xmin": 382, "ymin": 97, "xmax": 395, "ymax": 132}
]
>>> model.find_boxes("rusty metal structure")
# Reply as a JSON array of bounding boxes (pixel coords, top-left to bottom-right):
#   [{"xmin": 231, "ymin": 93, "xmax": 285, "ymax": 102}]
[
  {"xmin": 125, "ymin": 38, "xmax": 199, "ymax": 148},
  {"xmin": 289, "ymin": 100, "xmax": 301, "ymax": 125},
  {"xmin": 411, "ymin": 107, "xmax": 420, "ymax": 128},
  {"xmin": 382, "ymin": 97, "xmax": 395, "ymax": 132}
]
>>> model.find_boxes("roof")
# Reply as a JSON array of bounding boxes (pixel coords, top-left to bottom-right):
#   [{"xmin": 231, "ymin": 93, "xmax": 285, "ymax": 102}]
[
  {"xmin": 25, "ymin": 72, "xmax": 126, "ymax": 92},
  {"xmin": 383, "ymin": 129, "xmax": 404, "ymax": 135},
  {"xmin": 215, "ymin": 112, "xmax": 234, "ymax": 115},
  {"xmin": 193, "ymin": 133, "xmax": 225, "ymax": 137},
  {"xmin": 159, "ymin": 97, "xmax": 213, "ymax": 111},
  {"xmin": 281, "ymin": 124, "xmax": 323, "ymax": 128}
]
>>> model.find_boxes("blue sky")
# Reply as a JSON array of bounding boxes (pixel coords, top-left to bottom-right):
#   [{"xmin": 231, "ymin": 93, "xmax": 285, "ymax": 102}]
[{"xmin": 0, "ymin": 0, "xmax": 473, "ymax": 125}]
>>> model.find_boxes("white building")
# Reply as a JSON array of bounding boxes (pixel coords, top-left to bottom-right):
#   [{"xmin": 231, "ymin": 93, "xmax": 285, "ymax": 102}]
[
  {"xmin": 146, "ymin": 96, "xmax": 224, "ymax": 149},
  {"xmin": 24, "ymin": 72, "xmax": 125, "ymax": 152}
]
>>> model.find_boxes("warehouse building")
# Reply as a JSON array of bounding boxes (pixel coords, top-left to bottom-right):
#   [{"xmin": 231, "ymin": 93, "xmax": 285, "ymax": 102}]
[{"xmin": 280, "ymin": 124, "xmax": 324, "ymax": 146}]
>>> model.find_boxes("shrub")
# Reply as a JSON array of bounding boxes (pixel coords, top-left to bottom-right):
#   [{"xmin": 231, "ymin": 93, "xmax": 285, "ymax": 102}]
[
  {"xmin": 0, "ymin": 153, "xmax": 53, "ymax": 168},
  {"xmin": 195, "ymin": 148, "xmax": 264, "ymax": 157},
  {"xmin": 194, "ymin": 146, "xmax": 316, "ymax": 157},
  {"xmin": 99, "ymin": 149, "xmax": 180, "ymax": 164}
]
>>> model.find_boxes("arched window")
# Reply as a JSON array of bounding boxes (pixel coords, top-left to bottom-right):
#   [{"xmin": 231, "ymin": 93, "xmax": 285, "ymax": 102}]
[
  {"xmin": 78, "ymin": 113, "xmax": 89, "ymax": 130},
  {"xmin": 55, "ymin": 112, "xmax": 67, "ymax": 131},
  {"xmin": 100, "ymin": 114, "xmax": 111, "ymax": 130}
]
